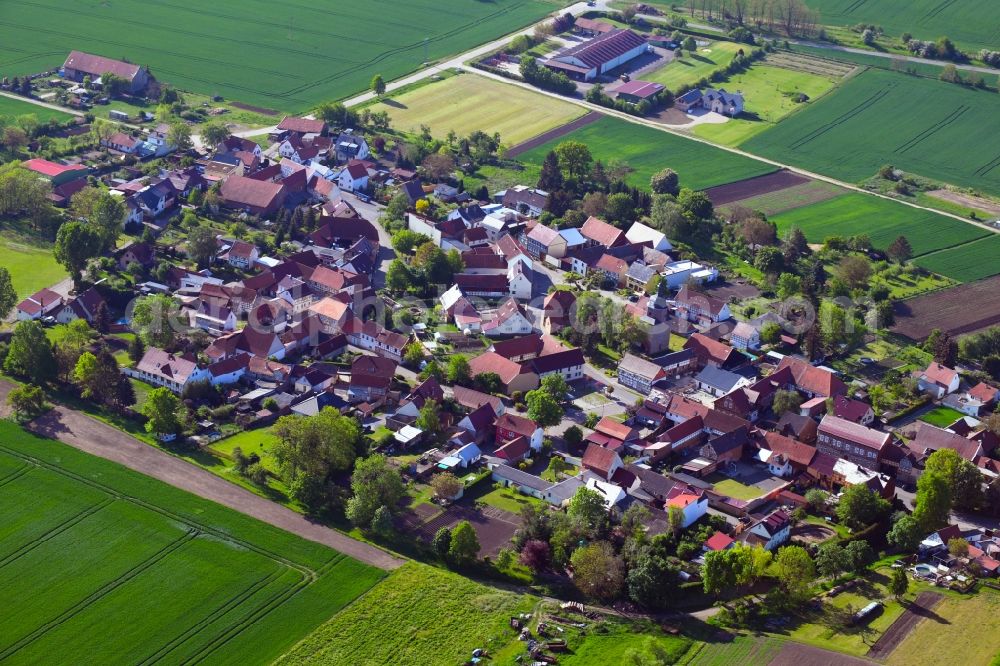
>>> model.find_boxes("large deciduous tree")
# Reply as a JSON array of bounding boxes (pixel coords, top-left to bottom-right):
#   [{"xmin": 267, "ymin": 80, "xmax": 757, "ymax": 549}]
[
  {"xmin": 273, "ymin": 408, "xmax": 361, "ymax": 512},
  {"xmin": 345, "ymin": 454, "xmax": 406, "ymax": 529},
  {"xmin": 570, "ymin": 541, "xmax": 624, "ymax": 601},
  {"xmin": 141, "ymin": 387, "xmax": 183, "ymax": 437},
  {"xmin": 4, "ymin": 320, "xmax": 56, "ymax": 384},
  {"xmin": 54, "ymin": 221, "xmax": 101, "ymax": 286}
]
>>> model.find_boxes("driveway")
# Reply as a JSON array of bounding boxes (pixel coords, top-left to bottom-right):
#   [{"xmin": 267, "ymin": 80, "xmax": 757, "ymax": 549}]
[{"xmin": 20, "ymin": 394, "xmax": 403, "ymax": 570}]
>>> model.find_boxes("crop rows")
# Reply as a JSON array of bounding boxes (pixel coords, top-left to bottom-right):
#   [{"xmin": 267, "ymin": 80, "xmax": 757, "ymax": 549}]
[
  {"xmin": 0, "ymin": 0, "xmax": 558, "ymax": 111},
  {"xmin": 745, "ymin": 68, "xmax": 1000, "ymax": 197},
  {"xmin": 0, "ymin": 426, "xmax": 383, "ymax": 665}
]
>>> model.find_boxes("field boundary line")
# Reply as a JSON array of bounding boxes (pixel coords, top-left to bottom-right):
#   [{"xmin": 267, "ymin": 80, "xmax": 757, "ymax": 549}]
[
  {"xmin": 0, "ymin": 462, "xmax": 32, "ymax": 488},
  {"xmin": 0, "ymin": 443, "xmax": 320, "ymax": 578},
  {"xmin": 0, "ymin": 529, "xmax": 197, "ymax": 661},
  {"xmin": 185, "ymin": 568, "xmax": 314, "ymax": 665},
  {"xmin": 0, "ymin": 497, "xmax": 114, "ymax": 571},
  {"xmin": 459, "ymin": 65, "xmax": 1000, "ymax": 242},
  {"xmin": 894, "ymin": 105, "xmax": 969, "ymax": 154},
  {"xmin": 139, "ymin": 566, "xmax": 292, "ymax": 666}
]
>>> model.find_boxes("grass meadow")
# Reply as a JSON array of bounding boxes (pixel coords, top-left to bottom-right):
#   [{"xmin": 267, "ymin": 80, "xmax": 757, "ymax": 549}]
[
  {"xmin": 278, "ymin": 562, "xmax": 534, "ymax": 666},
  {"xmin": 743, "ymin": 69, "xmax": 1000, "ymax": 196},
  {"xmin": 519, "ymin": 115, "xmax": 777, "ymax": 191},
  {"xmin": 692, "ymin": 64, "xmax": 840, "ymax": 146},
  {"xmin": 644, "ymin": 41, "xmax": 744, "ymax": 91},
  {"xmin": 919, "ymin": 406, "xmax": 966, "ymax": 427},
  {"xmin": 0, "ymin": 228, "xmax": 68, "ymax": 300},
  {"xmin": 914, "ymin": 235, "xmax": 1000, "ymax": 283},
  {"xmin": 376, "ymin": 73, "xmax": 584, "ymax": 146},
  {"xmin": 0, "ymin": 96, "xmax": 73, "ymax": 123},
  {"xmin": 769, "ymin": 193, "xmax": 990, "ymax": 259},
  {"xmin": 885, "ymin": 588, "xmax": 1000, "ymax": 666},
  {"xmin": 0, "ymin": 0, "xmax": 560, "ymax": 111},
  {"xmin": 0, "ymin": 422, "xmax": 384, "ymax": 665},
  {"xmin": 803, "ymin": 0, "xmax": 1000, "ymax": 52}
]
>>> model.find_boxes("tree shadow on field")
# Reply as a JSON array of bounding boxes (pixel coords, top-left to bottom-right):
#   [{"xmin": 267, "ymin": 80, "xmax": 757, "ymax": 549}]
[{"xmin": 379, "ymin": 98, "xmax": 407, "ymax": 109}]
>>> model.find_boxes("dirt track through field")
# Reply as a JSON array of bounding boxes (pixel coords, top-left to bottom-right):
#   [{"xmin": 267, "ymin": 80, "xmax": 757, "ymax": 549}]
[
  {"xmin": 12, "ymin": 389, "xmax": 403, "ymax": 570},
  {"xmin": 505, "ymin": 111, "xmax": 604, "ymax": 158},
  {"xmin": 866, "ymin": 591, "xmax": 943, "ymax": 661}
]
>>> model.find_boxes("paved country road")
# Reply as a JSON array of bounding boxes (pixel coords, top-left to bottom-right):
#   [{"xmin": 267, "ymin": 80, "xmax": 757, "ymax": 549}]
[{"xmin": 4, "ymin": 381, "xmax": 403, "ymax": 570}]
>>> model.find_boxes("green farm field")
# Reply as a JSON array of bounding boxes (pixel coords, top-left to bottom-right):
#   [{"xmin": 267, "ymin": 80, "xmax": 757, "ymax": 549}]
[
  {"xmin": 914, "ymin": 235, "xmax": 1000, "ymax": 283},
  {"xmin": 0, "ymin": 422, "xmax": 384, "ymax": 665},
  {"xmin": 803, "ymin": 0, "xmax": 1000, "ymax": 52},
  {"xmin": 0, "ymin": 0, "xmax": 560, "ymax": 112},
  {"xmin": 0, "ymin": 96, "xmax": 73, "ymax": 123},
  {"xmin": 743, "ymin": 69, "xmax": 1000, "ymax": 196},
  {"xmin": 692, "ymin": 64, "xmax": 840, "ymax": 145},
  {"xmin": 644, "ymin": 41, "xmax": 744, "ymax": 91},
  {"xmin": 519, "ymin": 115, "xmax": 777, "ymax": 191},
  {"xmin": 279, "ymin": 562, "xmax": 533, "ymax": 666},
  {"xmin": 769, "ymin": 193, "xmax": 990, "ymax": 259},
  {"xmin": 377, "ymin": 73, "xmax": 584, "ymax": 146}
]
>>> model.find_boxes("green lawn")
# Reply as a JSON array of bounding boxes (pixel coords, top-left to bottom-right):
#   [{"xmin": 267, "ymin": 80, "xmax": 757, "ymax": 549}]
[
  {"xmin": 0, "ymin": 421, "xmax": 384, "ymax": 665},
  {"xmin": 769, "ymin": 193, "xmax": 990, "ymax": 259},
  {"xmin": 477, "ymin": 484, "xmax": 546, "ymax": 513},
  {"xmin": 693, "ymin": 64, "xmax": 840, "ymax": 146},
  {"xmin": 914, "ymin": 235, "xmax": 1000, "ymax": 283},
  {"xmin": 707, "ymin": 474, "xmax": 761, "ymax": 501},
  {"xmin": 210, "ymin": 426, "xmax": 281, "ymax": 472},
  {"xmin": 644, "ymin": 41, "xmax": 745, "ymax": 91},
  {"xmin": 0, "ymin": 230, "xmax": 68, "ymax": 301},
  {"xmin": 278, "ymin": 562, "xmax": 533, "ymax": 666},
  {"xmin": 803, "ymin": 0, "xmax": 1000, "ymax": 52},
  {"xmin": 919, "ymin": 406, "xmax": 965, "ymax": 428},
  {"xmin": 0, "ymin": 95, "xmax": 73, "ymax": 123},
  {"xmin": 0, "ymin": 0, "xmax": 561, "ymax": 112},
  {"xmin": 518, "ymin": 115, "xmax": 777, "ymax": 191},
  {"xmin": 377, "ymin": 72, "xmax": 585, "ymax": 146},
  {"xmin": 744, "ymin": 69, "xmax": 1000, "ymax": 197},
  {"xmin": 560, "ymin": 623, "xmax": 690, "ymax": 665}
]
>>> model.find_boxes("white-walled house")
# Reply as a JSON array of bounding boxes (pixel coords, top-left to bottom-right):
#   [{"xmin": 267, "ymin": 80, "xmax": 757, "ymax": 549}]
[
  {"xmin": 625, "ymin": 221, "xmax": 673, "ymax": 252},
  {"xmin": 918, "ymin": 362, "xmax": 961, "ymax": 398},
  {"xmin": 666, "ymin": 487, "xmax": 708, "ymax": 528}
]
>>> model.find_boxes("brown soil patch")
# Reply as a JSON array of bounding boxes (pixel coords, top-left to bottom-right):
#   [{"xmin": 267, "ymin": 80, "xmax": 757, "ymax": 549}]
[
  {"xmin": 646, "ymin": 107, "xmax": 694, "ymax": 126},
  {"xmin": 505, "ymin": 111, "xmax": 604, "ymax": 158},
  {"xmin": 769, "ymin": 642, "xmax": 875, "ymax": 666},
  {"xmin": 927, "ymin": 189, "xmax": 1000, "ymax": 217},
  {"xmin": 791, "ymin": 523, "xmax": 836, "ymax": 545},
  {"xmin": 892, "ymin": 274, "xmax": 1000, "ymax": 339},
  {"xmin": 704, "ymin": 280, "xmax": 761, "ymax": 302},
  {"xmin": 704, "ymin": 170, "xmax": 811, "ymax": 206},
  {"xmin": 866, "ymin": 591, "xmax": 943, "ymax": 661},
  {"xmin": 230, "ymin": 101, "xmax": 279, "ymax": 116},
  {"xmin": 414, "ymin": 504, "xmax": 519, "ymax": 557}
]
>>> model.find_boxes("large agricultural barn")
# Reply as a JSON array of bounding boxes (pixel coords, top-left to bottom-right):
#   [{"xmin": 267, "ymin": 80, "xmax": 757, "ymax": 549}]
[
  {"xmin": 61, "ymin": 50, "xmax": 151, "ymax": 93},
  {"xmin": 544, "ymin": 29, "xmax": 649, "ymax": 81}
]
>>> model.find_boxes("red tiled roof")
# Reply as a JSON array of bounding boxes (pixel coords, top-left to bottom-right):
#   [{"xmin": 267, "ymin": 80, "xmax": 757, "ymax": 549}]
[
  {"xmin": 581, "ymin": 216, "xmax": 626, "ymax": 247},
  {"xmin": 220, "ymin": 175, "xmax": 285, "ymax": 210},
  {"xmin": 455, "ymin": 272, "xmax": 509, "ymax": 292},
  {"xmin": 17, "ymin": 287, "xmax": 62, "ymax": 316},
  {"xmin": 595, "ymin": 416, "xmax": 637, "ymax": 442},
  {"xmin": 495, "ymin": 412, "xmax": 538, "ymax": 438},
  {"xmin": 833, "ymin": 395, "xmax": 872, "ymax": 423},
  {"xmin": 776, "ymin": 356, "xmax": 847, "ymax": 397},
  {"xmin": 344, "ymin": 160, "xmax": 368, "ymax": 180},
  {"xmin": 277, "ymin": 116, "xmax": 326, "ymax": 134},
  {"xmin": 685, "ymin": 333, "xmax": 738, "ymax": 366},
  {"xmin": 63, "ymin": 50, "xmax": 141, "ymax": 80},
  {"xmin": 818, "ymin": 415, "xmax": 891, "ymax": 452},
  {"xmin": 552, "ymin": 29, "xmax": 647, "ymax": 70},
  {"xmin": 469, "ymin": 352, "xmax": 529, "ymax": 385},
  {"xmin": 762, "ymin": 431, "xmax": 816, "ymax": 467},
  {"xmin": 582, "ymin": 442, "xmax": 619, "ymax": 477},
  {"xmin": 23, "ymin": 158, "xmax": 87, "ymax": 178},
  {"xmin": 704, "ymin": 531, "xmax": 734, "ymax": 551},
  {"xmin": 614, "ymin": 80, "xmax": 665, "ymax": 99},
  {"xmin": 495, "ymin": 436, "xmax": 530, "ymax": 461},
  {"xmin": 921, "ymin": 362, "xmax": 959, "ymax": 388},
  {"xmin": 969, "ymin": 382, "xmax": 999, "ymax": 403}
]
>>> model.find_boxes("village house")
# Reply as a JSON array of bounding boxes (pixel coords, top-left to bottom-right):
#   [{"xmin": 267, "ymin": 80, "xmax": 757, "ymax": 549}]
[
  {"xmin": 674, "ymin": 285, "xmax": 731, "ymax": 324},
  {"xmin": 665, "ymin": 485, "xmax": 708, "ymax": 528},
  {"xmin": 62, "ymin": 50, "xmax": 151, "ymax": 93},
  {"xmin": 541, "ymin": 290, "xmax": 576, "ymax": 335},
  {"xmin": 495, "ymin": 412, "xmax": 544, "ymax": 451},
  {"xmin": 482, "ymin": 298, "xmax": 533, "ymax": 338},
  {"xmin": 917, "ymin": 362, "xmax": 961, "ymax": 398},
  {"xmin": 500, "ymin": 185, "xmax": 548, "ymax": 217},
  {"xmin": 220, "ymin": 175, "xmax": 287, "ymax": 216},
  {"xmin": 617, "ymin": 353, "xmax": 667, "ymax": 395},
  {"xmin": 775, "ymin": 355, "xmax": 847, "ymax": 398},
  {"xmin": 741, "ymin": 509, "xmax": 792, "ymax": 551},
  {"xmin": 55, "ymin": 287, "xmax": 106, "ymax": 326},
  {"xmin": 337, "ymin": 161, "xmax": 370, "ymax": 192},
  {"xmin": 469, "ymin": 351, "xmax": 539, "ymax": 395},
  {"xmin": 127, "ymin": 348, "xmax": 208, "ymax": 394},
  {"xmin": 816, "ymin": 414, "xmax": 891, "ymax": 468},
  {"xmin": 16, "ymin": 288, "xmax": 64, "ymax": 321},
  {"xmin": 944, "ymin": 382, "xmax": 1000, "ymax": 417},
  {"xmin": 349, "ymin": 355, "xmax": 396, "ymax": 403},
  {"xmin": 834, "ymin": 395, "xmax": 876, "ymax": 426}
]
